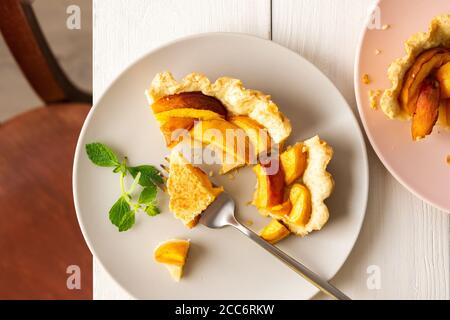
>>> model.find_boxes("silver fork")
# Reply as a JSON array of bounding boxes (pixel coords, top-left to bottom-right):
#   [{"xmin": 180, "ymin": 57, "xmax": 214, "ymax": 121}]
[{"xmin": 161, "ymin": 161, "xmax": 350, "ymax": 300}]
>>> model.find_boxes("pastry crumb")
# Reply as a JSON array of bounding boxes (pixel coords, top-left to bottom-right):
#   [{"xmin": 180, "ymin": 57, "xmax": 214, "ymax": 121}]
[
  {"xmin": 208, "ymin": 170, "xmax": 214, "ymax": 177},
  {"xmin": 374, "ymin": 49, "xmax": 382, "ymax": 55},
  {"xmin": 362, "ymin": 74, "xmax": 371, "ymax": 85},
  {"xmin": 382, "ymin": 24, "xmax": 390, "ymax": 30},
  {"xmin": 245, "ymin": 220, "xmax": 254, "ymax": 226},
  {"xmin": 369, "ymin": 89, "xmax": 382, "ymax": 109},
  {"xmin": 447, "ymin": 156, "xmax": 450, "ymax": 165}
]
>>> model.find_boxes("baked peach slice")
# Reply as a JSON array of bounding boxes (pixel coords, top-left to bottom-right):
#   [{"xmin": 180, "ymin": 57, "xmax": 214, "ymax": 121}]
[
  {"xmin": 252, "ymin": 158, "xmax": 285, "ymax": 209},
  {"xmin": 191, "ymin": 119, "xmax": 249, "ymax": 172},
  {"xmin": 154, "ymin": 239, "xmax": 190, "ymax": 281},
  {"xmin": 400, "ymin": 48, "xmax": 442, "ymax": 112},
  {"xmin": 280, "ymin": 143, "xmax": 307, "ymax": 185},
  {"xmin": 401, "ymin": 48, "xmax": 450, "ymax": 115},
  {"xmin": 154, "ymin": 109, "xmax": 223, "ymax": 123},
  {"xmin": 267, "ymin": 200, "xmax": 292, "ymax": 218},
  {"xmin": 229, "ymin": 116, "xmax": 272, "ymax": 158},
  {"xmin": 160, "ymin": 117, "xmax": 195, "ymax": 148},
  {"xmin": 260, "ymin": 219, "xmax": 290, "ymax": 244},
  {"xmin": 151, "ymin": 92, "xmax": 228, "ymax": 147},
  {"xmin": 151, "ymin": 92, "xmax": 227, "ymax": 116},
  {"xmin": 287, "ymin": 184, "xmax": 312, "ymax": 228},
  {"xmin": 411, "ymin": 78, "xmax": 441, "ymax": 140},
  {"xmin": 436, "ymin": 62, "xmax": 450, "ymax": 99},
  {"xmin": 264, "ymin": 184, "xmax": 312, "ymax": 236}
]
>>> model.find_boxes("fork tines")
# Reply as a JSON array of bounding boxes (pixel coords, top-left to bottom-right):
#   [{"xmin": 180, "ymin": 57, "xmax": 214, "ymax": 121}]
[
  {"xmin": 160, "ymin": 156, "xmax": 170, "ymax": 179},
  {"xmin": 160, "ymin": 163, "xmax": 169, "ymax": 174}
]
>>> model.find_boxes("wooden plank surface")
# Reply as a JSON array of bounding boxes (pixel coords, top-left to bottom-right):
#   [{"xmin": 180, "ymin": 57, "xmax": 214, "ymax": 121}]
[{"xmin": 93, "ymin": 0, "xmax": 449, "ymax": 299}]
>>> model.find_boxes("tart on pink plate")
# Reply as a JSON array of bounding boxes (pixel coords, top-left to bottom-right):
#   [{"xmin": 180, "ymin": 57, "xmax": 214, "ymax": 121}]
[{"xmin": 355, "ymin": 0, "xmax": 450, "ymax": 212}]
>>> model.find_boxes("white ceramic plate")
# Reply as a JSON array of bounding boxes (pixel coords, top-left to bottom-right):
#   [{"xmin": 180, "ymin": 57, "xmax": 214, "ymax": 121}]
[{"xmin": 73, "ymin": 33, "xmax": 368, "ymax": 299}]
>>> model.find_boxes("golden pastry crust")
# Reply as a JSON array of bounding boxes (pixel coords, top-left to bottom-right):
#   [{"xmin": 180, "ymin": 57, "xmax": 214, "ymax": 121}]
[
  {"xmin": 369, "ymin": 89, "xmax": 382, "ymax": 110},
  {"xmin": 146, "ymin": 72, "xmax": 292, "ymax": 143},
  {"xmin": 380, "ymin": 14, "xmax": 450, "ymax": 129},
  {"xmin": 167, "ymin": 151, "xmax": 223, "ymax": 226},
  {"xmin": 301, "ymin": 135, "xmax": 334, "ymax": 234}
]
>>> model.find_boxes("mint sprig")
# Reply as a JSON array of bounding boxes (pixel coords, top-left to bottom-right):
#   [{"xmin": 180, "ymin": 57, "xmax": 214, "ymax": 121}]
[{"xmin": 85, "ymin": 142, "xmax": 164, "ymax": 232}]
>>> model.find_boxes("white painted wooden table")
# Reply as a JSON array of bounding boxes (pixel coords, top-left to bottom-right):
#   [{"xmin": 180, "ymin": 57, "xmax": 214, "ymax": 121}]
[{"xmin": 93, "ymin": 0, "xmax": 449, "ymax": 300}]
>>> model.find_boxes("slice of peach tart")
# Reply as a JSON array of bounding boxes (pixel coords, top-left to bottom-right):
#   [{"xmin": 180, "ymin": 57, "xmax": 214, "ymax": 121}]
[
  {"xmin": 154, "ymin": 239, "xmax": 190, "ymax": 281},
  {"xmin": 380, "ymin": 14, "xmax": 450, "ymax": 140},
  {"xmin": 167, "ymin": 150, "xmax": 223, "ymax": 228},
  {"xmin": 146, "ymin": 73, "xmax": 334, "ymax": 245},
  {"xmin": 254, "ymin": 136, "xmax": 334, "ymax": 243},
  {"xmin": 146, "ymin": 72, "xmax": 291, "ymax": 173}
]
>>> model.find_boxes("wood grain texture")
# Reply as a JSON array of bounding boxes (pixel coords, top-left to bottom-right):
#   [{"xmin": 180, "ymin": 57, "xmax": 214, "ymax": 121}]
[
  {"xmin": 93, "ymin": 0, "xmax": 271, "ymax": 98},
  {"xmin": 273, "ymin": 0, "xmax": 449, "ymax": 299},
  {"xmin": 0, "ymin": 104, "xmax": 92, "ymax": 299},
  {"xmin": 93, "ymin": 0, "xmax": 449, "ymax": 299}
]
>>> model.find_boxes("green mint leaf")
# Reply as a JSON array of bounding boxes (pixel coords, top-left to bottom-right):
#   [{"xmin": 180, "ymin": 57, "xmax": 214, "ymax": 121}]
[
  {"xmin": 138, "ymin": 185, "xmax": 157, "ymax": 204},
  {"xmin": 113, "ymin": 159, "xmax": 128, "ymax": 174},
  {"xmin": 128, "ymin": 165, "xmax": 164, "ymax": 187},
  {"xmin": 145, "ymin": 204, "xmax": 160, "ymax": 217},
  {"xmin": 109, "ymin": 196, "xmax": 131, "ymax": 229},
  {"xmin": 86, "ymin": 143, "xmax": 120, "ymax": 167},
  {"xmin": 118, "ymin": 210, "xmax": 135, "ymax": 232}
]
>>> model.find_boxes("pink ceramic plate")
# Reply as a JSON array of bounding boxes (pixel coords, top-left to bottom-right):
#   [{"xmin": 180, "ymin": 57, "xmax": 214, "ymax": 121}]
[{"xmin": 355, "ymin": 0, "xmax": 450, "ymax": 212}]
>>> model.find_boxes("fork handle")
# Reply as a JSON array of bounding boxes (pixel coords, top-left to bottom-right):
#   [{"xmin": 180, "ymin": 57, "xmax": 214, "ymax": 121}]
[{"xmin": 232, "ymin": 222, "xmax": 351, "ymax": 300}]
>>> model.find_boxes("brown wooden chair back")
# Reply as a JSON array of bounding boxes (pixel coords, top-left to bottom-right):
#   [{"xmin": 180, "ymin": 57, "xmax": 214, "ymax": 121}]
[{"xmin": 0, "ymin": 0, "xmax": 91, "ymax": 104}]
